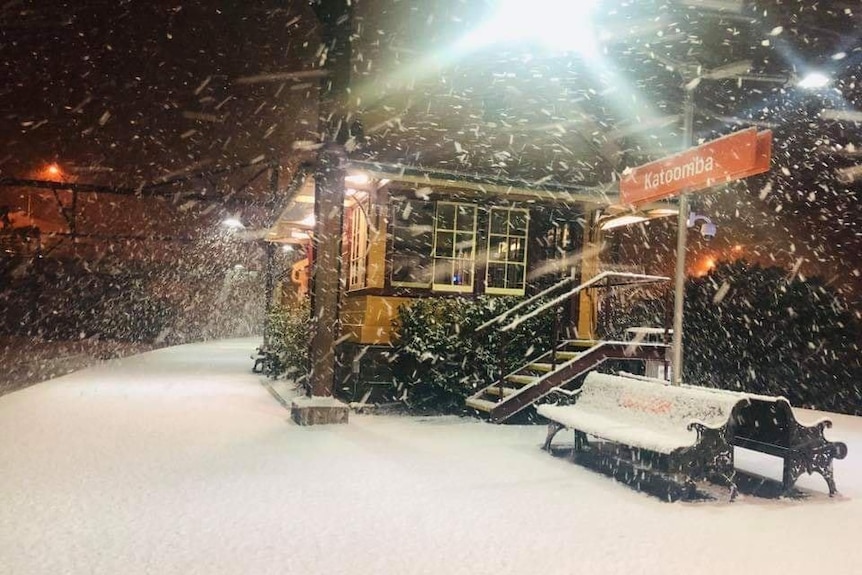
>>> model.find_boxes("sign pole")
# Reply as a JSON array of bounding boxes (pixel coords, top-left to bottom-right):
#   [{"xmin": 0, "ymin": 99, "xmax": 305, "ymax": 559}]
[{"xmin": 671, "ymin": 87, "xmax": 695, "ymax": 385}]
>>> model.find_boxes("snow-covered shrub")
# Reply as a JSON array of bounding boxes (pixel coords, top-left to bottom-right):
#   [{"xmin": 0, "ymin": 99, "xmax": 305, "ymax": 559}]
[
  {"xmin": 389, "ymin": 296, "xmax": 554, "ymax": 414},
  {"xmin": 265, "ymin": 300, "xmax": 311, "ymax": 381},
  {"xmin": 683, "ymin": 261, "xmax": 861, "ymax": 414},
  {"xmin": 617, "ymin": 261, "xmax": 861, "ymax": 415}
]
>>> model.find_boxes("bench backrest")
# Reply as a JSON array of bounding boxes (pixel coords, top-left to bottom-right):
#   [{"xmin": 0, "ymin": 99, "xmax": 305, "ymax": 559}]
[
  {"xmin": 730, "ymin": 397, "xmax": 793, "ymax": 448},
  {"xmin": 578, "ymin": 372, "xmax": 743, "ymax": 433}
]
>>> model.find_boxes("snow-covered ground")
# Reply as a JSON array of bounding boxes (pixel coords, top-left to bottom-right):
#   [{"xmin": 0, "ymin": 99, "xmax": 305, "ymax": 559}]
[{"xmin": 1, "ymin": 338, "xmax": 859, "ymax": 575}]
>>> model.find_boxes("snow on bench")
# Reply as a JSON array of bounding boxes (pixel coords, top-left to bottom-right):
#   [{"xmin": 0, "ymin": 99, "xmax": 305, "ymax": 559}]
[
  {"xmin": 538, "ymin": 372, "xmax": 848, "ymax": 499},
  {"xmin": 539, "ymin": 372, "xmax": 741, "ymax": 454}
]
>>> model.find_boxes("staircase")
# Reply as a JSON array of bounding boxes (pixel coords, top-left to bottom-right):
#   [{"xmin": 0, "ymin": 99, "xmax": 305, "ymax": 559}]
[
  {"xmin": 465, "ymin": 339, "xmax": 668, "ymax": 423},
  {"xmin": 466, "ymin": 271, "xmax": 671, "ymax": 423}
]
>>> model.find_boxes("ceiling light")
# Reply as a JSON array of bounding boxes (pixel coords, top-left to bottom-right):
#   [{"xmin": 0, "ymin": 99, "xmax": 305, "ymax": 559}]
[
  {"xmin": 345, "ymin": 173, "xmax": 370, "ymax": 185},
  {"xmin": 222, "ymin": 218, "xmax": 245, "ymax": 230},
  {"xmin": 798, "ymin": 72, "xmax": 831, "ymax": 90},
  {"xmin": 600, "ymin": 214, "xmax": 648, "ymax": 230}
]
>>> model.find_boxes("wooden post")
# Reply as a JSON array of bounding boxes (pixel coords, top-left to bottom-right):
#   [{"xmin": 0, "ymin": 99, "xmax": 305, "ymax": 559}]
[
  {"xmin": 308, "ymin": 145, "xmax": 347, "ymax": 398},
  {"xmin": 577, "ymin": 209, "xmax": 603, "ymax": 340},
  {"xmin": 262, "ymin": 164, "xmax": 279, "ymax": 349},
  {"xmin": 302, "ymin": 0, "xmax": 354, "ymax": 410}
]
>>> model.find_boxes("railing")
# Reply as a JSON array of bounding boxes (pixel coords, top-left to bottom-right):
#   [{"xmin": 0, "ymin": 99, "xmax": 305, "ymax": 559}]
[{"xmin": 480, "ymin": 271, "xmax": 670, "ymax": 390}]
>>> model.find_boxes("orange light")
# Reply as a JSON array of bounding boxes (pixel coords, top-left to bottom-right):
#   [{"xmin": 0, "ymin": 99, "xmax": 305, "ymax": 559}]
[
  {"xmin": 732, "ymin": 244, "xmax": 744, "ymax": 253},
  {"xmin": 693, "ymin": 255, "xmax": 717, "ymax": 277},
  {"xmin": 44, "ymin": 163, "xmax": 62, "ymax": 179}
]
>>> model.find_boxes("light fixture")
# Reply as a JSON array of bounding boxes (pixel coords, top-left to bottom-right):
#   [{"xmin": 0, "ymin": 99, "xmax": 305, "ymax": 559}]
[
  {"xmin": 797, "ymin": 72, "xmax": 831, "ymax": 90},
  {"xmin": 600, "ymin": 214, "xmax": 648, "ymax": 230},
  {"xmin": 600, "ymin": 206, "xmax": 678, "ymax": 231},
  {"xmin": 222, "ymin": 217, "xmax": 245, "ymax": 230},
  {"xmin": 687, "ymin": 213, "xmax": 717, "ymax": 240},
  {"xmin": 345, "ymin": 173, "xmax": 370, "ymax": 185},
  {"xmin": 645, "ymin": 207, "xmax": 679, "ymax": 218},
  {"xmin": 463, "ymin": 0, "xmax": 600, "ymax": 56}
]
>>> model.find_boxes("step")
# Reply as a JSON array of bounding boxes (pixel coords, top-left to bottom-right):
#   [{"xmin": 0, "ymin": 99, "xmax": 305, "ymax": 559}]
[
  {"xmin": 484, "ymin": 386, "xmax": 520, "ymax": 398},
  {"xmin": 554, "ymin": 351, "xmax": 580, "ymax": 361},
  {"xmin": 465, "ymin": 397, "xmax": 498, "ymax": 413},
  {"xmin": 505, "ymin": 374, "xmax": 540, "ymax": 386},
  {"xmin": 529, "ymin": 362, "xmax": 555, "ymax": 373},
  {"xmin": 562, "ymin": 339, "xmax": 598, "ymax": 349}
]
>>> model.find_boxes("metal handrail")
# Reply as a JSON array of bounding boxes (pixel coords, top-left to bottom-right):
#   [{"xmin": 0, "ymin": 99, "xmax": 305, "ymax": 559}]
[
  {"xmin": 475, "ymin": 274, "xmax": 576, "ymax": 332},
  {"xmin": 482, "ymin": 270, "xmax": 669, "ymax": 398},
  {"xmin": 501, "ymin": 271, "xmax": 670, "ymax": 332}
]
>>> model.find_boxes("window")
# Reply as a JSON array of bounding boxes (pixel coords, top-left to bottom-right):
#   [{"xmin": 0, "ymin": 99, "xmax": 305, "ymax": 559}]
[
  {"xmin": 390, "ymin": 198, "xmax": 434, "ymax": 287},
  {"xmin": 389, "ymin": 198, "xmax": 525, "ymax": 295},
  {"xmin": 432, "ymin": 202, "xmax": 477, "ymax": 293},
  {"xmin": 348, "ymin": 198, "xmax": 370, "ymax": 290},
  {"xmin": 485, "ymin": 207, "xmax": 529, "ymax": 295}
]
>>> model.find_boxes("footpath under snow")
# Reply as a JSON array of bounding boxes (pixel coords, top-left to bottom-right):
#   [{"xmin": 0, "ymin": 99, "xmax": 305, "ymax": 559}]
[{"xmin": 1, "ymin": 339, "xmax": 859, "ymax": 575}]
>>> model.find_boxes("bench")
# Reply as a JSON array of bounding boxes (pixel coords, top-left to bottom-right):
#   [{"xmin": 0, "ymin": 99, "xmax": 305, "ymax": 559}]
[
  {"xmin": 252, "ymin": 346, "xmax": 284, "ymax": 378},
  {"xmin": 538, "ymin": 372, "xmax": 848, "ymax": 500}
]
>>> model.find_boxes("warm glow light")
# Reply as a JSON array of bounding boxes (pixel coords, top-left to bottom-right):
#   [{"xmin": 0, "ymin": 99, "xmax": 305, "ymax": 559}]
[
  {"xmin": 464, "ymin": 0, "xmax": 600, "ymax": 56},
  {"xmin": 345, "ymin": 173, "xmax": 370, "ymax": 185},
  {"xmin": 46, "ymin": 164, "xmax": 61, "ymax": 176},
  {"xmin": 732, "ymin": 244, "xmax": 744, "ymax": 253},
  {"xmin": 222, "ymin": 217, "xmax": 245, "ymax": 229},
  {"xmin": 600, "ymin": 214, "xmax": 647, "ymax": 230},
  {"xmin": 646, "ymin": 208, "xmax": 679, "ymax": 218},
  {"xmin": 693, "ymin": 255, "xmax": 717, "ymax": 277},
  {"xmin": 798, "ymin": 72, "xmax": 831, "ymax": 90}
]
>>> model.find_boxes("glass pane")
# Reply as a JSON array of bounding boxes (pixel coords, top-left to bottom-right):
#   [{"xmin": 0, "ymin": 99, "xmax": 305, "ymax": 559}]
[
  {"xmin": 506, "ymin": 264, "xmax": 525, "ymax": 289},
  {"xmin": 510, "ymin": 211, "xmax": 528, "ymax": 235},
  {"xmin": 490, "ymin": 210, "xmax": 508, "ymax": 234},
  {"xmin": 489, "ymin": 237, "xmax": 507, "ymax": 261},
  {"xmin": 455, "ymin": 232, "xmax": 474, "ymax": 258},
  {"xmin": 436, "ymin": 203, "xmax": 456, "ymax": 230},
  {"xmin": 451, "ymin": 255, "xmax": 471, "ymax": 285},
  {"xmin": 435, "ymin": 231, "xmax": 454, "ymax": 257},
  {"xmin": 434, "ymin": 259, "xmax": 454, "ymax": 285},
  {"xmin": 487, "ymin": 263, "xmax": 506, "ymax": 288},
  {"xmin": 456, "ymin": 205, "xmax": 475, "ymax": 230},
  {"xmin": 509, "ymin": 238, "xmax": 526, "ymax": 263}
]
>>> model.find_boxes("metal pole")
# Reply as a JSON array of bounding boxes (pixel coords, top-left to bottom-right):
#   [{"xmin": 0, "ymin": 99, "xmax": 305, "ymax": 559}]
[
  {"xmin": 671, "ymin": 87, "xmax": 695, "ymax": 385},
  {"xmin": 262, "ymin": 164, "xmax": 279, "ymax": 349}
]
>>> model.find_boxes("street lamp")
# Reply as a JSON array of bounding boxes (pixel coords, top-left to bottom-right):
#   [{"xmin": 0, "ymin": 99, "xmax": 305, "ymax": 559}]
[
  {"xmin": 221, "ymin": 217, "xmax": 245, "ymax": 230},
  {"xmin": 462, "ymin": 0, "xmax": 600, "ymax": 56},
  {"xmin": 797, "ymin": 72, "xmax": 831, "ymax": 90},
  {"xmin": 669, "ymin": 63, "xmax": 832, "ymax": 384}
]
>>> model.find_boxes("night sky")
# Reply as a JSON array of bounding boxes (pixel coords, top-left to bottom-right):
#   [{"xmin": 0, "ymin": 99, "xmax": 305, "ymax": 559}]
[
  {"xmin": 1, "ymin": 0, "xmax": 860, "ymax": 304},
  {"xmin": 1, "ymin": 1, "xmax": 318, "ymax": 182}
]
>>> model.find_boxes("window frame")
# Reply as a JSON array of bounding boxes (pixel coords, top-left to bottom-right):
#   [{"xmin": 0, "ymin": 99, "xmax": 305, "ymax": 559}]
[
  {"xmin": 431, "ymin": 201, "xmax": 478, "ymax": 294},
  {"xmin": 389, "ymin": 198, "xmax": 435, "ymax": 289},
  {"xmin": 347, "ymin": 196, "xmax": 370, "ymax": 291},
  {"xmin": 485, "ymin": 206, "xmax": 530, "ymax": 296}
]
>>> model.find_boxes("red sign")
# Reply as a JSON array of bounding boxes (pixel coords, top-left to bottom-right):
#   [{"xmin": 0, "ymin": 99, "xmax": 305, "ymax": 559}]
[
  {"xmin": 620, "ymin": 128, "xmax": 761, "ymax": 206},
  {"xmin": 727, "ymin": 130, "xmax": 772, "ymax": 180}
]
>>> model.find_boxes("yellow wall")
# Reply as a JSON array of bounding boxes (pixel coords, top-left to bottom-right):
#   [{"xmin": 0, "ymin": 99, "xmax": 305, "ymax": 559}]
[
  {"xmin": 365, "ymin": 205, "xmax": 388, "ymax": 289},
  {"xmin": 341, "ymin": 294, "xmax": 414, "ymax": 345},
  {"xmin": 577, "ymin": 209, "xmax": 602, "ymax": 339}
]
